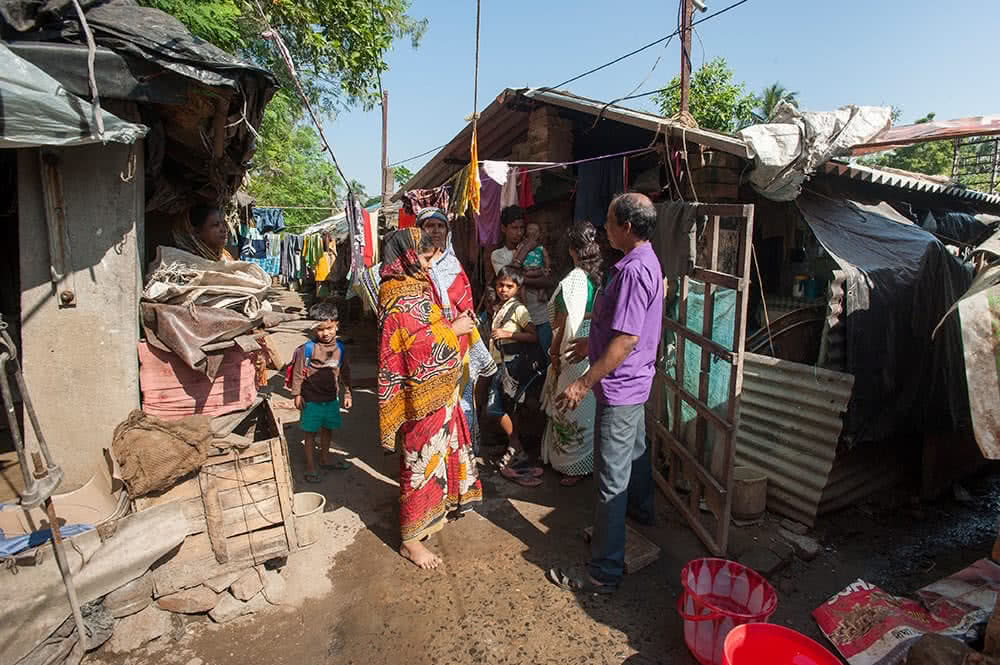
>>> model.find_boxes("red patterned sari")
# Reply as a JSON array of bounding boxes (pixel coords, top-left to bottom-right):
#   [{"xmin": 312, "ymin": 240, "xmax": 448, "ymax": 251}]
[{"xmin": 377, "ymin": 229, "xmax": 482, "ymax": 543}]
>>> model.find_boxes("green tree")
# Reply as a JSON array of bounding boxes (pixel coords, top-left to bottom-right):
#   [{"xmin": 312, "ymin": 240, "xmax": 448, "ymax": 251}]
[
  {"xmin": 248, "ymin": 91, "xmax": 340, "ymax": 232},
  {"xmin": 654, "ymin": 57, "xmax": 759, "ymax": 133},
  {"xmin": 753, "ymin": 82, "xmax": 798, "ymax": 123},
  {"xmin": 863, "ymin": 112, "xmax": 953, "ymax": 177},
  {"xmin": 392, "ymin": 165, "xmax": 414, "ymax": 188}
]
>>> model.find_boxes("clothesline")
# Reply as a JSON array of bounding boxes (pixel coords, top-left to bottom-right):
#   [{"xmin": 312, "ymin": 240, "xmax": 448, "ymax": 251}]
[{"xmin": 517, "ymin": 147, "xmax": 656, "ymax": 175}]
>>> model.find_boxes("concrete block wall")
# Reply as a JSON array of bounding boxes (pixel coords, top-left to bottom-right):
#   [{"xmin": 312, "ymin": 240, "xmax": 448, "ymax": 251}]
[{"xmin": 18, "ymin": 142, "xmax": 144, "ymax": 490}]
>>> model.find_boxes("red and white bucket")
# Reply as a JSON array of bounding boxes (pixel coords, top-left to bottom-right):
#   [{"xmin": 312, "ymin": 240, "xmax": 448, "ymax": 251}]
[{"xmin": 678, "ymin": 558, "xmax": 778, "ymax": 665}]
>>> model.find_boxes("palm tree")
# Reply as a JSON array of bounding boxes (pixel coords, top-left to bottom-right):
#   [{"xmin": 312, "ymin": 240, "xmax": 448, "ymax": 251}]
[{"xmin": 754, "ymin": 83, "xmax": 799, "ymax": 123}]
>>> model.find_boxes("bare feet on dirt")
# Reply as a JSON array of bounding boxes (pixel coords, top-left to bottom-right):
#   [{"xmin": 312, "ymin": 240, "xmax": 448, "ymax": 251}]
[{"xmin": 400, "ymin": 540, "xmax": 442, "ymax": 570}]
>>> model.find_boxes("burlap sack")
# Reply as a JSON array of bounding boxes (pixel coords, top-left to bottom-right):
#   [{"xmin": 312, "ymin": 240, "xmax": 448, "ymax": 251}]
[{"xmin": 112, "ymin": 410, "xmax": 213, "ymax": 497}]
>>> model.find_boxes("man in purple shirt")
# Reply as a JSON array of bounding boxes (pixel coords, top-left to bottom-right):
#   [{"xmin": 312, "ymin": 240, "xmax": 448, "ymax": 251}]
[{"xmin": 548, "ymin": 192, "xmax": 663, "ymax": 594}]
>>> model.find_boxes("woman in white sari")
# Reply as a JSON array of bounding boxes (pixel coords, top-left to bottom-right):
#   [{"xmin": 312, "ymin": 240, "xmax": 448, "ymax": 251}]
[{"xmin": 541, "ymin": 222, "xmax": 603, "ymax": 486}]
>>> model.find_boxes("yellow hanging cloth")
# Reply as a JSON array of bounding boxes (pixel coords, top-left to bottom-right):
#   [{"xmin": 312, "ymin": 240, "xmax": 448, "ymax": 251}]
[
  {"xmin": 315, "ymin": 252, "xmax": 331, "ymax": 282},
  {"xmin": 466, "ymin": 128, "xmax": 481, "ymax": 214}
]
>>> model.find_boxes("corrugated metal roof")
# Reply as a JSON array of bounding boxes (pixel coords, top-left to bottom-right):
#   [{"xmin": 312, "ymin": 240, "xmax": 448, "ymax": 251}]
[
  {"xmin": 395, "ymin": 87, "xmax": 750, "ymax": 197},
  {"xmin": 822, "ymin": 160, "xmax": 1000, "ymax": 208},
  {"xmin": 734, "ymin": 353, "xmax": 854, "ymax": 527},
  {"xmin": 851, "ymin": 114, "xmax": 1000, "ymax": 155}
]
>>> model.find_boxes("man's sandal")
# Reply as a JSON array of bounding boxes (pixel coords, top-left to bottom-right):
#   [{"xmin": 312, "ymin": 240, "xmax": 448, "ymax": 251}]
[{"xmin": 546, "ymin": 567, "xmax": 617, "ymax": 594}]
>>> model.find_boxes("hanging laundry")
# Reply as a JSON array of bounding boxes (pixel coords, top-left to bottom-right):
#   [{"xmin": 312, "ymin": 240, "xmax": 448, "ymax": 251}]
[
  {"xmin": 315, "ymin": 252, "xmax": 332, "ymax": 282},
  {"xmin": 403, "ymin": 186, "xmax": 451, "ymax": 216},
  {"xmin": 451, "ymin": 164, "xmax": 471, "ymax": 217},
  {"xmin": 467, "ymin": 129, "xmax": 481, "ymax": 214},
  {"xmin": 518, "ymin": 167, "xmax": 535, "ymax": 209},
  {"xmin": 398, "ymin": 209, "xmax": 416, "ymax": 228},
  {"xmin": 304, "ymin": 234, "xmax": 324, "ymax": 268},
  {"xmin": 252, "ymin": 207, "xmax": 285, "ymax": 232},
  {"xmin": 361, "ymin": 207, "xmax": 374, "ymax": 268},
  {"xmin": 476, "ymin": 165, "xmax": 504, "ymax": 248},
  {"xmin": 574, "ymin": 157, "xmax": 624, "ymax": 226},
  {"xmin": 247, "ymin": 257, "xmax": 280, "ymax": 275},
  {"xmin": 345, "ymin": 192, "xmax": 366, "ymax": 292},
  {"xmin": 267, "ymin": 233, "xmax": 282, "ymax": 258},
  {"xmin": 500, "ymin": 166, "xmax": 518, "ymax": 209}
]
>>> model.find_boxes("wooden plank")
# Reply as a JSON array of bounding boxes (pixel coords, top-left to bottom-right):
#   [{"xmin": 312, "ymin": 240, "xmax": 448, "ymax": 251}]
[
  {"xmin": 269, "ymin": 436, "xmax": 297, "ymax": 552},
  {"xmin": 690, "ymin": 203, "xmax": 753, "ymax": 218},
  {"xmin": 652, "ymin": 419, "xmax": 727, "ymax": 500},
  {"xmin": 583, "ymin": 525, "xmax": 661, "ymax": 574},
  {"xmin": 691, "ymin": 267, "xmax": 741, "ymax": 291},
  {"xmin": 150, "ymin": 525, "xmax": 289, "ymax": 597},
  {"xmin": 220, "ymin": 496, "xmax": 283, "ymax": 538},
  {"xmin": 201, "ymin": 460, "xmax": 275, "ymax": 490},
  {"xmin": 662, "ymin": 317, "xmax": 735, "ymax": 363},
  {"xmin": 659, "ymin": 372, "xmax": 733, "ymax": 433},
  {"xmin": 205, "ymin": 438, "xmax": 269, "ymax": 462},
  {"xmin": 691, "ymin": 216, "xmax": 720, "ymax": 516},
  {"xmin": 205, "ymin": 450, "xmax": 273, "ymax": 474},
  {"xmin": 673, "ymin": 274, "xmax": 690, "ymax": 442},
  {"xmin": 653, "ymin": 467, "xmax": 724, "ymax": 556},
  {"xmin": 178, "ymin": 481, "xmax": 281, "ymax": 536}
]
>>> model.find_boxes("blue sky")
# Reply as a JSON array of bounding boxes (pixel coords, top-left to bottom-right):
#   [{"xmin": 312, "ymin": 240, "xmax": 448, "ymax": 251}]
[{"xmin": 324, "ymin": 0, "xmax": 1000, "ymax": 195}]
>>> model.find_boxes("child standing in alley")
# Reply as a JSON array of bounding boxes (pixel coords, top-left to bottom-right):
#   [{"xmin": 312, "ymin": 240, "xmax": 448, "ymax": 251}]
[
  {"xmin": 289, "ymin": 303, "xmax": 353, "ymax": 483},
  {"xmin": 489, "ymin": 266, "xmax": 544, "ymax": 486},
  {"xmin": 511, "ymin": 220, "xmax": 553, "ymax": 364}
]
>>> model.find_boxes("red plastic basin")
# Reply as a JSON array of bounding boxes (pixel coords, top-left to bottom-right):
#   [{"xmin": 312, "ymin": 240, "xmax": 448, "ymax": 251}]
[{"xmin": 722, "ymin": 624, "xmax": 841, "ymax": 665}]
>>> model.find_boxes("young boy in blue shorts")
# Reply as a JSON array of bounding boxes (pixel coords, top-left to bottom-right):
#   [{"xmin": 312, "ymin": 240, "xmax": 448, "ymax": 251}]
[{"xmin": 289, "ymin": 303, "xmax": 353, "ymax": 482}]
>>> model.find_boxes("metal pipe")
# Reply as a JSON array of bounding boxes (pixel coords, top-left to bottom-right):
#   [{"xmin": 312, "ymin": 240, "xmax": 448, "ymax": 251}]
[
  {"xmin": 0, "ymin": 352, "xmax": 35, "ymax": 497},
  {"xmin": 44, "ymin": 497, "xmax": 89, "ymax": 655}
]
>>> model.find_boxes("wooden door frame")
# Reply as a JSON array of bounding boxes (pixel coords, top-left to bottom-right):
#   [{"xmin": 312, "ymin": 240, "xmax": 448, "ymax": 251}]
[{"xmin": 647, "ymin": 202, "xmax": 754, "ymax": 555}]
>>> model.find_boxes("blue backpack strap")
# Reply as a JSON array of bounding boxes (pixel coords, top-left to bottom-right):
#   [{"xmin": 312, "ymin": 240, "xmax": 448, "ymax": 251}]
[
  {"xmin": 303, "ymin": 340, "xmax": 315, "ymax": 363},
  {"xmin": 335, "ymin": 340, "xmax": 344, "ymax": 360}
]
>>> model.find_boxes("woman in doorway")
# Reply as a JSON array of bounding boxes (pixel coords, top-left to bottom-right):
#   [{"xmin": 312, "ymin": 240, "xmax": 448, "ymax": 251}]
[
  {"xmin": 173, "ymin": 206, "xmax": 233, "ymax": 261},
  {"xmin": 415, "ymin": 208, "xmax": 497, "ymax": 455},
  {"xmin": 377, "ymin": 228, "xmax": 482, "ymax": 569},
  {"xmin": 540, "ymin": 221, "xmax": 603, "ymax": 486}
]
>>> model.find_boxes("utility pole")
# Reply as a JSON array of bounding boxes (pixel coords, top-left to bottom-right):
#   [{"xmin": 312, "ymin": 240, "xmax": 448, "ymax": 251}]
[
  {"xmin": 679, "ymin": 0, "xmax": 693, "ymax": 116},
  {"xmin": 380, "ymin": 89, "xmax": 390, "ymax": 210}
]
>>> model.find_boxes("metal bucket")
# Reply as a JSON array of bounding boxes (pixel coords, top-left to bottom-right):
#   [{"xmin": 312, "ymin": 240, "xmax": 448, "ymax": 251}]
[{"xmin": 292, "ymin": 491, "xmax": 326, "ymax": 548}]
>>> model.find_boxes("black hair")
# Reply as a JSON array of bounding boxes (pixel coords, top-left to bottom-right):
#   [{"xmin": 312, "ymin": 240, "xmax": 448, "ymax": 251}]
[
  {"xmin": 309, "ymin": 302, "xmax": 340, "ymax": 322},
  {"xmin": 609, "ymin": 193, "xmax": 656, "ymax": 240},
  {"xmin": 500, "ymin": 206, "xmax": 524, "ymax": 227},
  {"xmin": 495, "ymin": 265, "xmax": 524, "ymax": 288},
  {"xmin": 190, "ymin": 206, "xmax": 221, "ymax": 229},
  {"xmin": 568, "ymin": 221, "xmax": 603, "ymax": 287}
]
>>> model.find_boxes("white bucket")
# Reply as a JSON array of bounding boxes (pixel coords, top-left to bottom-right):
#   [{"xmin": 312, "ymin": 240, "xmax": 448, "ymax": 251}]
[{"xmin": 292, "ymin": 491, "xmax": 326, "ymax": 548}]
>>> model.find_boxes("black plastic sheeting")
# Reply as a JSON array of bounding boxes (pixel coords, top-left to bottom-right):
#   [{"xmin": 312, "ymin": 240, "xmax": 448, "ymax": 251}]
[
  {"xmin": 2, "ymin": 0, "xmax": 277, "ymax": 212},
  {"xmin": 0, "ymin": 0, "xmax": 274, "ymax": 89},
  {"xmin": 796, "ymin": 192, "xmax": 974, "ymax": 446},
  {"xmin": 916, "ymin": 210, "xmax": 993, "ymax": 246}
]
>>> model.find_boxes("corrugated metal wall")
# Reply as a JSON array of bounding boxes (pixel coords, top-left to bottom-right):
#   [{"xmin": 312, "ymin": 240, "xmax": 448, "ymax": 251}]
[{"xmin": 734, "ymin": 353, "xmax": 854, "ymax": 526}]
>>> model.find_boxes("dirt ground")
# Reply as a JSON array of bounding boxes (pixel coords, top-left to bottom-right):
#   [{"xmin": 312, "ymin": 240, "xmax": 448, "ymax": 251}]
[{"xmin": 87, "ymin": 294, "xmax": 1000, "ymax": 665}]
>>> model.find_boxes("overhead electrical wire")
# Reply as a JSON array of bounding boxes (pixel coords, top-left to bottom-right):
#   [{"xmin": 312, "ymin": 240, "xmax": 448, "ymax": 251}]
[
  {"xmin": 539, "ymin": 0, "xmax": 751, "ymax": 93},
  {"xmin": 389, "ymin": 0, "xmax": 750, "ymax": 171}
]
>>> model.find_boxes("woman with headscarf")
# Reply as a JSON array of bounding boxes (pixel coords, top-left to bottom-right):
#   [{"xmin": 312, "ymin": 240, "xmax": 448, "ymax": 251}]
[
  {"xmin": 172, "ymin": 206, "xmax": 234, "ymax": 261},
  {"xmin": 415, "ymin": 207, "xmax": 498, "ymax": 455},
  {"xmin": 377, "ymin": 228, "xmax": 482, "ymax": 570},
  {"xmin": 540, "ymin": 221, "xmax": 603, "ymax": 486}
]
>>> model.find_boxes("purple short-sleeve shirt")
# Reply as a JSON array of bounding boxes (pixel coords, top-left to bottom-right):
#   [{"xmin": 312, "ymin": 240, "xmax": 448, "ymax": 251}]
[{"xmin": 588, "ymin": 242, "xmax": 664, "ymax": 405}]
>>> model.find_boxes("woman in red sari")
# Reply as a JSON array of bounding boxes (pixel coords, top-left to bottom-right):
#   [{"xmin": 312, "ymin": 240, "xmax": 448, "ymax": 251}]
[
  {"xmin": 377, "ymin": 228, "xmax": 482, "ymax": 569},
  {"xmin": 415, "ymin": 208, "xmax": 497, "ymax": 455}
]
